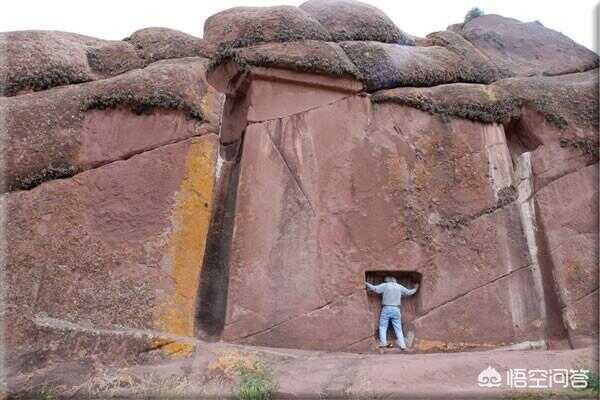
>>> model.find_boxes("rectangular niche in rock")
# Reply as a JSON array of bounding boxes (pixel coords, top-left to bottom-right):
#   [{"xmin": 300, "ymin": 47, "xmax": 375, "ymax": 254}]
[{"xmin": 365, "ymin": 271, "xmax": 422, "ymax": 347}]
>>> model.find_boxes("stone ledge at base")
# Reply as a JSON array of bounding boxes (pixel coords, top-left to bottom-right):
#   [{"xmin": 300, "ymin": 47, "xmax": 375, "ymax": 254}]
[{"xmin": 7, "ymin": 321, "xmax": 596, "ymax": 400}]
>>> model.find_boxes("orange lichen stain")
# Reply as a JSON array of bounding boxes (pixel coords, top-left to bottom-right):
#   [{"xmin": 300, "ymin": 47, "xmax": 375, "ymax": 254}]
[
  {"xmin": 200, "ymin": 80, "xmax": 224, "ymax": 122},
  {"xmin": 157, "ymin": 135, "xmax": 217, "ymax": 358},
  {"xmin": 415, "ymin": 339, "xmax": 447, "ymax": 352},
  {"xmin": 384, "ymin": 155, "xmax": 410, "ymax": 190},
  {"xmin": 208, "ymin": 351, "xmax": 259, "ymax": 381},
  {"xmin": 160, "ymin": 342, "xmax": 196, "ymax": 358},
  {"xmin": 415, "ymin": 339, "xmax": 499, "ymax": 352}
]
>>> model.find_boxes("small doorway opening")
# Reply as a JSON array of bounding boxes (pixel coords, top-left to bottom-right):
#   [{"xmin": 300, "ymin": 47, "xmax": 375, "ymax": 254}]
[{"xmin": 365, "ymin": 271, "xmax": 422, "ymax": 347}]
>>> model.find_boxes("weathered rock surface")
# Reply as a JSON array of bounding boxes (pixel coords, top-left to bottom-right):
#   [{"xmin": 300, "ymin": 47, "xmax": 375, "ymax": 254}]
[
  {"xmin": 8, "ymin": 331, "xmax": 595, "ymax": 399},
  {"xmin": 2, "ymin": 57, "xmax": 222, "ymax": 192},
  {"xmin": 299, "ymin": 0, "xmax": 412, "ymax": 44},
  {"xmin": 205, "ymin": 6, "xmax": 597, "ymax": 352},
  {"xmin": 211, "ymin": 40, "xmax": 361, "ymax": 80},
  {"xmin": 6, "ymin": 134, "xmax": 218, "ymax": 366},
  {"xmin": 0, "ymin": 31, "xmax": 144, "ymax": 96},
  {"xmin": 4, "ymin": 3, "xmax": 599, "ymax": 398},
  {"xmin": 451, "ymin": 14, "xmax": 599, "ymax": 76},
  {"xmin": 203, "ymin": 6, "xmax": 331, "ymax": 48},
  {"xmin": 340, "ymin": 37, "xmax": 502, "ymax": 91},
  {"xmin": 219, "ymin": 89, "xmax": 548, "ymax": 352},
  {"xmin": 372, "ymin": 69, "xmax": 599, "ymax": 133},
  {"xmin": 534, "ymin": 164, "xmax": 599, "ymax": 347},
  {"xmin": 125, "ymin": 27, "xmax": 216, "ymax": 63}
]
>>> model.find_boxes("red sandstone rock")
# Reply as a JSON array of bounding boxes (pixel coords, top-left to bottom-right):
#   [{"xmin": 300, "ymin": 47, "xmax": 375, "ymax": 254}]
[
  {"xmin": 340, "ymin": 39, "xmax": 501, "ymax": 91},
  {"xmin": 534, "ymin": 164, "xmax": 599, "ymax": 347},
  {"xmin": 454, "ymin": 14, "xmax": 599, "ymax": 76},
  {"xmin": 213, "ymin": 40, "xmax": 361, "ymax": 80},
  {"xmin": 2, "ymin": 57, "xmax": 222, "ymax": 192},
  {"xmin": 0, "ymin": 31, "xmax": 144, "ymax": 96},
  {"xmin": 372, "ymin": 69, "xmax": 598, "ymax": 134},
  {"xmin": 3, "ymin": 6, "xmax": 599, "ymax": 398},
  {"xmin": 221, "ymin": 90, "xmax": 547, "ymax": 351},
  {"xmin": 6, "ymin": 134, "xmax": 218, "ymax": 363},
  {"xmin": 203, "ymin": 6, "xmax": 331, "ymax": 48},
  {"xmin": 125, "ymin": 27, "xmax": 216, "ymax": 63},
  {"xmin": 299, "ymin": 0, "xmax": 411, "ymax": 44}
]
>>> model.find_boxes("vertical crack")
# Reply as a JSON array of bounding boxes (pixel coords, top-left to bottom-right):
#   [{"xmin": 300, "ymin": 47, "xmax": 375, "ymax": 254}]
[
  {"xmin": 266, "ymin": 120, "xmax": 316, "ymax": 215},
  {"xmin": 195, "ymin": 138, "xmax": 243, "ymax": 340}
]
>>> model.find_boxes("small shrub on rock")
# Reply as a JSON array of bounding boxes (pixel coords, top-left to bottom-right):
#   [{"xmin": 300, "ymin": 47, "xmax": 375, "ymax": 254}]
[{"xmin": 464, "ymin": 7, "xmax": 485, "ymax": 23}]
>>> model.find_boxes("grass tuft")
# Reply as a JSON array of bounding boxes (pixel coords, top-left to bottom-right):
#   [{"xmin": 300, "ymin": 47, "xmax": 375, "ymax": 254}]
[
  {"xmin": 82, "ymin": 90, "xmax": 204, "ymax": 121},
  {"xmin": 559, "ymin": 137, "xmax": 600, "ymax": 159},
  {"xmin": 236, "ymin": 360, "xmax": 275, "ymax": 400},
  {"xmin": 1, "ymin": 67, "xmax": 90, "ymax": 96}
]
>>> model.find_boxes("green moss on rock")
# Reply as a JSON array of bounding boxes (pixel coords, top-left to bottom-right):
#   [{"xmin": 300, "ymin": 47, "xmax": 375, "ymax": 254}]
[
  {"xmin": 372, "ymin": 90, "xmax": 522, "ymax": 125},
  {"xmin": 82, "ymin": 90, "xmax": 204, "ymax": 121},
  {"xmin": 209, "ymin": 41, "xmax": 362, "ymax": 80},
  {"xmin": 15, "ymin": 165, "xmax": 78, "ymax": 191},
  {"xmin": 1, "ymin": 67, "xmax": 90, "ymax": 97},
  {"xmin": 559, "ymin": 138, "xmax": 600, "ymax": 159}
]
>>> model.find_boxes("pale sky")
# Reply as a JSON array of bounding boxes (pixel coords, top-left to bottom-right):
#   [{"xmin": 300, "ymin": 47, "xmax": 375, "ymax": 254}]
[{"xmin": 1, "ymin": 0, "xmax": 597, "ymax": 50}]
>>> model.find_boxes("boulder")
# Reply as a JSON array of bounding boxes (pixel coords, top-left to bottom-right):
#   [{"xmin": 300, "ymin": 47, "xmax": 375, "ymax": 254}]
[
  {"xmin": 84, "ymin": 40, "xmax": 145, "ymax": 76},
  {"xmin": 372, "ymin": 82, "xmax": 518, "ymax": 123},
  {"xmin": 2, "ymin": 57, "xmax": 223, "ymax": 192},
  {"xmin": 340, "ymin": 39, "xmax": 501, "ymax": 91},
  {"xmin": 495, "ymin": 71, "xmax": 598, "ymax": 134},
  {"xmin": 203, "ymin": 6, "xmax": 330, "ymax": 48},
  {"xmin": 210, "ymin": 40, "xmax": 360, "ymax": 80},
  {"xmin": 372, "ymin": 69, "xmax": 599, "ymax": 135},
  {"xmin": 299, "ymin": 0, "xmax": 412, "ymax": 44},
  {"xmin": 125, "ymin": 27, "xmax": 216, "ymax": 63},
  {"xmin": 0, "ymin": 31, "xmax": 144, "ymax": 96},
  {"xmin": 454, "ymin": 14, "xmax": 598, "ymax": 76}
]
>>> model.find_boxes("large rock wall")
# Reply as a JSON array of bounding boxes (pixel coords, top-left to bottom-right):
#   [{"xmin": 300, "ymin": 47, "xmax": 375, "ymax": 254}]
[
  {"xmin": 218, "ymin": 71, "xmax": 555, "ymax": 352},
  {"xmin": 0, "ymin": 30, "xmax": 215, "ymax": 97},
  {"xmin": 2, "ymin": 58, "xmax": 221, "ymax": 192},
  {"xmin": 6, "ymin": 135, "xmax": 217, "ymax": 351},
  {"xmin": 4, "ymin": 55, "xmax": 224, "ymax": 379},
  {"xmin": 3, "ymin": 4, "xmax": 598, "ymax": 389}
]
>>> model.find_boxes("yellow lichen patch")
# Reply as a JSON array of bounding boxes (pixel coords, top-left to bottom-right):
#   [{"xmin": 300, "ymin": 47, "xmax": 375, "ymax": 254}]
[
  {"xmin": 160, "ymin": 342, "xmax": 196, "ymax": 358},
  {"xmin": 384, "ymin": 155, "xmax": 410, "ymax": 190},
  {"xmin": 200, "ymin": 93, "xmax": 214, "ymax": 120},
  {"xmin": 201, "ymin": 83, "xmax": 224, "ymax": 123},
  {"xmin": 157, "ymin": 135, "xmax": 218, "ymax": 357},
  {"xmin": 532, "ymin": 319, "xmax": 544, "ymax": 328},
  {"xmin": 208, "ymin": 351, "xmax": 260, "ymax": 381},
  {"xmin": 415, "ymin": 339, "xmax": 499, "ymax": 352},
  {"xmin": 146, "ymin": 338, "xmax": 194, "ymax": 358},
  {"xmin": 415, "ymin": 339, "xmax": 446, "ymax": 352}
]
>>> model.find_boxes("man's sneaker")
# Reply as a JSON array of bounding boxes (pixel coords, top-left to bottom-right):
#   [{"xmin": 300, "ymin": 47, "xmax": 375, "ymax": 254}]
[{"xmin": 378, "ymin": 343, "xmax": 393, "ymax": 348}]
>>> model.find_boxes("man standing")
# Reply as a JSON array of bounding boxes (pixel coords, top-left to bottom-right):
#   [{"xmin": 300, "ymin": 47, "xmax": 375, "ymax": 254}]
[{"xmin": 365, "ymin": 276, "xmax": 419, "ymax": 350}]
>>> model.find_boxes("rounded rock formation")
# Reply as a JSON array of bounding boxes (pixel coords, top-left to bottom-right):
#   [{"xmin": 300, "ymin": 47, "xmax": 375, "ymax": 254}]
[
  {"xmin": 125, "ymin": 27, "xmax": 216, "ymax": 64},
  {"xmin": 300, "ymin": 0, "xmax": 413, "ymax": 44},
  {"xmin": 203, "ymin": 5, "xmax": 331, "ymax": 48},
  {"xmin": 0, "ymin": 31, "xmax": 143, "ymax": 96}
]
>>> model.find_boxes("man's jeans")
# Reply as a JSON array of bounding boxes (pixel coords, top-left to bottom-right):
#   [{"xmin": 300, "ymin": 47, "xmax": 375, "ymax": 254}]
[{"xmin": 379, "ymin": 305, "xmax": 406, "ymax": 348}]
